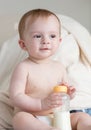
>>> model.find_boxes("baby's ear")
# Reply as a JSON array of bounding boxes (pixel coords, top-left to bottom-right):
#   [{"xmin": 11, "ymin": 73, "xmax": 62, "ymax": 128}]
[
  {"xmin": 18, "ymin": 40, "xmax": 27, "ymax": 50},
  {"xmin": 59, "ymin": 38, "xmax": 62, "ymax": 43}
]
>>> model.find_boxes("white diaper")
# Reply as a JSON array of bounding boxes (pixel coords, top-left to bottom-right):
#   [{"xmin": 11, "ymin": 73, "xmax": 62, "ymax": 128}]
[{"xmin": 37, "ymin": 115, "xmax": 53, "ymax": 126}]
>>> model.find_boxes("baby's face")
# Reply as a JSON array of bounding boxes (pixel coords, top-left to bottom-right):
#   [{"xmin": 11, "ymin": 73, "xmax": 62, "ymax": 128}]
[{"xmin": 23, "ymin": 15, "xmax": 61, "ymax": 60}]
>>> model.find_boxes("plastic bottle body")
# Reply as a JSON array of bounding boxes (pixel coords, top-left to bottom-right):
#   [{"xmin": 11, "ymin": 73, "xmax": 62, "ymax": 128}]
[{"xmin": 53, "ymin": 92, "xmax": 72, "ymax": 130}]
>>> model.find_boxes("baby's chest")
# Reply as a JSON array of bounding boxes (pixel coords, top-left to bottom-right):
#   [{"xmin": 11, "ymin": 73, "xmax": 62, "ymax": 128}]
[{"xmin": 26, "ymin": 69, "xmax": 62, "ymax": 98}]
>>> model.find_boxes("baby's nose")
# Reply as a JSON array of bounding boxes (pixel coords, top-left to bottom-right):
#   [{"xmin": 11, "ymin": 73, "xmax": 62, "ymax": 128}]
[{"xmin": 42, "ymin": 36, "xmax": 50, "ymax": 44}]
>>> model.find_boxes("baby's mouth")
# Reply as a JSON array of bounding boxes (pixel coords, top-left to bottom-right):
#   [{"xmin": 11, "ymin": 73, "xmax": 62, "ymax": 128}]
[{"xmin": 40, "ymin": 48, "xmax": 50, "ymax": 50}]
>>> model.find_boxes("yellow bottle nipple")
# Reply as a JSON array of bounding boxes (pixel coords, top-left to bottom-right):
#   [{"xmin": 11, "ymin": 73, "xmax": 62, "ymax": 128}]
[{"xmin": 53, "ymin": 85, "xmax": 67, "ymax": 93}]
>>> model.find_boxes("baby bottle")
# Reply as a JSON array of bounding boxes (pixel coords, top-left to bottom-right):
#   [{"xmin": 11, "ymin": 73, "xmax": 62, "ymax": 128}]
[{"xmin": 53, "ymin": 85, "xmax": 72, "ymax": 130}]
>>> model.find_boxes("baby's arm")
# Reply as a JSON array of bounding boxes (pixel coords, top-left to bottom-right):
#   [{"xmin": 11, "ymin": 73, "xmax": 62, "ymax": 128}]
[{"xmin": 9, "ymin": 62, "xmax": 41, "ymax": 112}]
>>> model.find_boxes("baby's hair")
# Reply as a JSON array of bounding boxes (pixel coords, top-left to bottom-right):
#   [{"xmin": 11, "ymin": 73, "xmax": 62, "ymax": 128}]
[{"xmin": 18, "ymin": 8, "xmax": 61, "ymax": 39}]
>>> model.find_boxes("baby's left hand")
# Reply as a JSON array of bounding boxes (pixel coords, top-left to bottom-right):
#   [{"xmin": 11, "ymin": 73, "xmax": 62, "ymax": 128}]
[
  {"xmin": 60, "ymin": 81, "xmax": 76, "ymax": 99},
  {"xmin": 67, "ymin": 86, "xmax": 76, "ymax": 99},
  {"xmin": 58, "ymin": 81, "xmax": 76, "ymax": 99}
]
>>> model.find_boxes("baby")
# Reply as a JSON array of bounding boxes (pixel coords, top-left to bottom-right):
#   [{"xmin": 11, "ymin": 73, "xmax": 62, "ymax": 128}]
[{"xmin": 9, "ymin": 8, "xmax": 75, "ymax": 130}]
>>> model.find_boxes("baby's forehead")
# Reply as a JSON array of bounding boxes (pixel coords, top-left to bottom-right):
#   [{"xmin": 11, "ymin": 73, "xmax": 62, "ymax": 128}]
[
  {"xmin": 25, "ymin": 15, "xmax": 59, "ymax": 27},
  {"xmin": 24, "ymin": 15, "xmax": 61, "ymax": 37}
]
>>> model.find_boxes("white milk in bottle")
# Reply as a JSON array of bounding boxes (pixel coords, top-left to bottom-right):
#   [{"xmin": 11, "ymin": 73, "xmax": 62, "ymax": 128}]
[{"xmin": 53, "ymin": 85, "xmax": 72, "ymax": 130}]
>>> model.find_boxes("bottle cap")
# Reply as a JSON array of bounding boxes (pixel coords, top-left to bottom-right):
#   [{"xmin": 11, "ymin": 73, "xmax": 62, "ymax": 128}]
[{"xmin": 53, "ymin": 85, "xmax": 67, "ymax": 93}]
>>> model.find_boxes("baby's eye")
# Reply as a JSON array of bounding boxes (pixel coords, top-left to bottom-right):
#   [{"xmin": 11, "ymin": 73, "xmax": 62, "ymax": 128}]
[
  {"xmin": 50, "ymin": 34, "xmax": 56, "ymax": 38},
  {"xmin": 33, "ymin": 35, "xmax": 41, "ymax": 38}
]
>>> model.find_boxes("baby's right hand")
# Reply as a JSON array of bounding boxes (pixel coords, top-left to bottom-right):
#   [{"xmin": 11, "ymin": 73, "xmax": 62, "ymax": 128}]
[{"xmin": 41, "ymin": 92, "xmax": 62, "ymax": 110}]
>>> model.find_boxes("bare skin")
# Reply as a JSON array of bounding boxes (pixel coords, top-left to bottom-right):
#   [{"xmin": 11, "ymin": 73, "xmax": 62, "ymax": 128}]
[{"xmin": 71, "ymin": 112, "xmax": 91, "ymax": 130}]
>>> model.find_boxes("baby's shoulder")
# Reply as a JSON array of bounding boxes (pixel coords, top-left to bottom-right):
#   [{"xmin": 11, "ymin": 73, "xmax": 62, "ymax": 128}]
[
  {"xmin": 13, "ymin": 58, "xmax": 32, "ymax": 78},
  {"xmin": 15, "ymin": 58, "xmax": 30, "ymax": 71}
]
